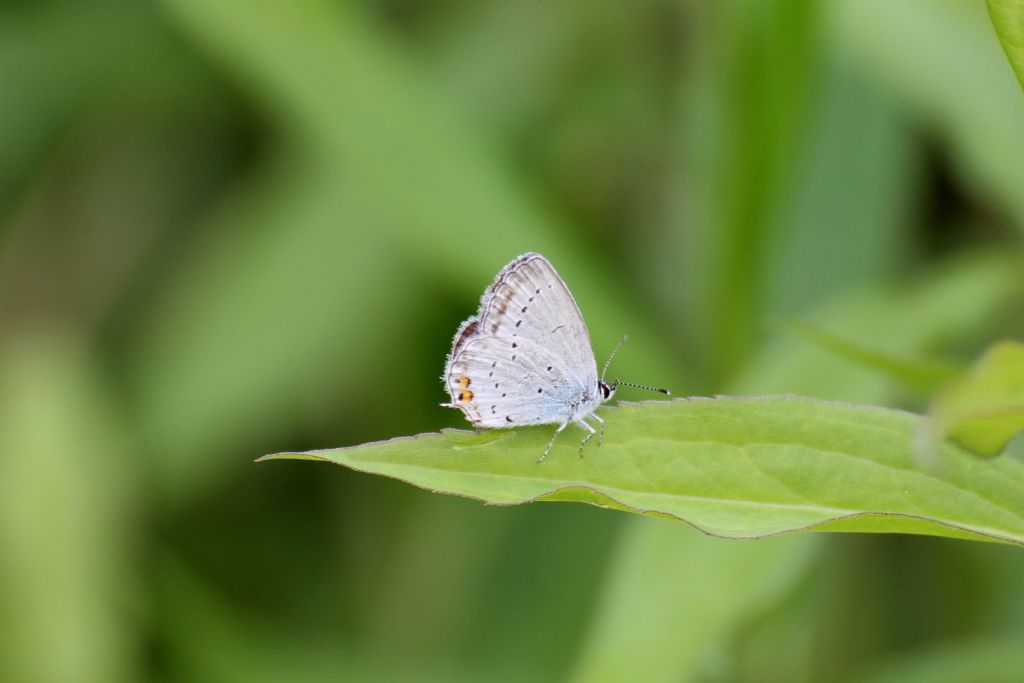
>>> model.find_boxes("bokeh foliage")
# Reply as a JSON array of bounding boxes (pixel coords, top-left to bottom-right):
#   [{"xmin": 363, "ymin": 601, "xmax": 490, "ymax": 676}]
[{"xmin": 1, "ymin": 1, "xmax": 1023, "ymax": 682}]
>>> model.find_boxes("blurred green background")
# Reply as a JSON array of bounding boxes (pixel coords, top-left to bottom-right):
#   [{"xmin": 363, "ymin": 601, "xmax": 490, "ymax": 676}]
[{"xmin": 2, "ymin": 1, "xmax": 1024, "ymax": 681}]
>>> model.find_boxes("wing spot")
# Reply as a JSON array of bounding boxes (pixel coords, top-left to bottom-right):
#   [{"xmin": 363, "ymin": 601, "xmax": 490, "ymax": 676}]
[
  {"xmin": 535, "ymin": 288, "xmax": 540, "ymax": 294},
  {"xmin": 512, "ymin": 342, "xmax": 517, "ymax": 348},
  {"xmin": 491, "ymin": 405, "xmax": 496, "ymax": 413},
  {"xmin": 515, "ymin": 320, "xmax": 522, "ymax": 327},
  {"xmin": 491, "ymin": 361, "xmax": 497, "ymax": 368},
  {"xmin": 511, "ymin": 355, "xmax": 517, "ymax": 361},
  {"xmin": 502, "ymin": 393, "xmax": 506, "ymax": 398},
  {"xmin": 537, "ymin": 388, "xmax": 542, "ymax": 393},
  {"xmin": 521, "ymin": 306, "xmax": 528, "ymax": 313},
  {"xmin": 547, "ymin": 366, "xmax": 552, "ymax": 372},
  {"xmin": 506, "ymin": 416, "xmax": 513, "ymax": 423},
  {"xmin": 488, "ymin": 371, "xmax": 493, "ymax": 378}
]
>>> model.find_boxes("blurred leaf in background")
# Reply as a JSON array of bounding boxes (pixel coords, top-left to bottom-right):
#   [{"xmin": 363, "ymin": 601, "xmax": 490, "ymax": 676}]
[
  {"xmin": 927, "ymin": 340, "xmax": 1024, "ymax": 457},
  {"xmin": 988, "ymin": 0, "xmax": 1024, "ymax": 91},
  {"xmin": 1, "ymin": 0, "xmax": 1023, "ymax": 682}
]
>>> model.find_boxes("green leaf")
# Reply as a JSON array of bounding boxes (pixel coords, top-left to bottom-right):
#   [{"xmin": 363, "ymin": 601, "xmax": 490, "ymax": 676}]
[
  {"xmin": 261, "ymin": 396, "xmax": 1024, "ymax": 547},
  {"xmin": 988, "ymin": 0, "xmax": 1024, "ymax": 92},
  {"xmin": 776, "ymin": 319, "xmax": 962, "ymax": 393},
  {"xmin": 739, "ymin": 251, "xmax": 1020, "ymax": 402},
  {"xmin": 929, "ymin": 340, "xmax": 1024, "ymax": 457}
]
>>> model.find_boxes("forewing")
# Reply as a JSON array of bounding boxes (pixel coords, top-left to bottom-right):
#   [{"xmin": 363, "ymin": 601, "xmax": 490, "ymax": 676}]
[
  {"xmin": 445, "ymin": 336, "xmax": 581, "ymax": 428},
  {"xmin": 477, "ymin": 253, "xmax": 597, "ymax": 385}
]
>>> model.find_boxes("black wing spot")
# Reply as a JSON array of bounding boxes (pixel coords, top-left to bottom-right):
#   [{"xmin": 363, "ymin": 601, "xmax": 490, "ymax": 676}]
[
  {"xmin": 535, "ymin": 288, "xmax": 540, "ymax": 294},
  {"xmin": 506, "ymin": 416, "xmax": 513, "ymax": 423},
  {"xmin": 512, "ymin": 342, "xmax": 517, "ymax": 348},
  {"xmin": 495, "ymin": 383, "xmax": 499, "ymax": 389},
  {"xmin": 521, "ymin": 306, "xmax": 528, "ymax": 313},
  {"xmin": 511, "ymin": 355, "xmax": 516, "ymax": 361},
  {"xmin": 491, "ymin": 405, "xmax": 496, "ymax": 413},
  {"xmin": 488, "ymin": 371, "xmax": 493, "ymax": 378},
  {"xmin": 502, "ymin": 393, "xmax": 506, "ymax": 398},
  {"xmin": 491, "ymin": 361, "xmax": 497, "ymax": 368},
  {"xmin": 515, "ymin": 320, "xmax": 522, "ymax": 328},
  {"xmin": 537, "ymin": 388, "xmax": 543, "ymax": 393},
  {"xmin": 546, "ymin": 366, "xmax": 552, "ymax": 371}
]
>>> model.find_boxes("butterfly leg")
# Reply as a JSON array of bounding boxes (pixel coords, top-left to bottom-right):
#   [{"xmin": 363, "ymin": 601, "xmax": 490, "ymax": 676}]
[
  {"xmin": 592, "ymin": 413, "xmax": 606, "ymax": 447},
  {"xmin": 539, "ymin": 420, "xmax": 570, "ymax": 463},
  {"xmin": 576, "ymin": 418, "xmax": 597, "ymax": 458}
]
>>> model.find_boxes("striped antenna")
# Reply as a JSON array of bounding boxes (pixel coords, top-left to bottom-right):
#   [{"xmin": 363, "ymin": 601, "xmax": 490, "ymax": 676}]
[
  {"xmin": 601, "ymin": 335, "xmax": 629, "ymax": 382},
  {"xmin": 610, "ymin": 380, "xmax": 671, "ymax": 396},
  {"xmin": 602, "ymin": 335, "xmax": 671, "ymax": 395}
]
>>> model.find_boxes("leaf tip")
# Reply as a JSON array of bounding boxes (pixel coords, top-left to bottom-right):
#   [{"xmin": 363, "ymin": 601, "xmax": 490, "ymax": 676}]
[{"xmin": 255, "ymin": 451, "xmax": 325, "ymax": 463}]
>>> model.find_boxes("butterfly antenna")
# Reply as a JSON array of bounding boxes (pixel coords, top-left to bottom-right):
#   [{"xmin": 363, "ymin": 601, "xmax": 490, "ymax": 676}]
[
  {"xmin": 602, "ymin": 335, "xmax": 671, "ymax": 395},
  {"xmin": 601, "ymin": 335, "xmax": 629, "ymax": 383},
  {"xmin": 610, "ymin": 380, "xmax": 671, "ymax": 396}
]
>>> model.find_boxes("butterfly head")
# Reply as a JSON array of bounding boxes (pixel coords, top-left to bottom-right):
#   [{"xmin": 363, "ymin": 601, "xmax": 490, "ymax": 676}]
[{"xmin": 598, "ymin": 380, "xmax": 615, "ymax": 401}]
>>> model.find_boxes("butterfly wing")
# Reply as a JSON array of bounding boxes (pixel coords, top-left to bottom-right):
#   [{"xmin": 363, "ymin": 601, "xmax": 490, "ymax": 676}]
[
  {"xmin": 476, "ymin": 253, "xmax": 597, "ymax": 385},
  {"xmin": 445, "ymin": 336, "xmax": 583, "ymax": 427}
]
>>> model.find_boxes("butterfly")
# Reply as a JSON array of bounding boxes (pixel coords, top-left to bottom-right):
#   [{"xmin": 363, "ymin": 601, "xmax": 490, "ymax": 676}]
[{"xmin": 442, "ymin": 252, "xmax": 669, "ymax": 462}]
